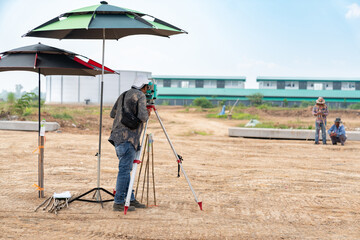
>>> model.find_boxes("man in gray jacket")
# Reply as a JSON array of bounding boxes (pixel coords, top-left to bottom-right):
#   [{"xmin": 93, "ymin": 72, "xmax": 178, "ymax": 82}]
[{"xmin": 109, "ymin": 75, "xmax": 150, "ymax": 211}]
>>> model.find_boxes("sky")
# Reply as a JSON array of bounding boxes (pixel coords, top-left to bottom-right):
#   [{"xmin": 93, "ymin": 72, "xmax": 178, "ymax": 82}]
[{"xmin": 1, "ymin": 0, "xmax": 360, "ymax": 92}]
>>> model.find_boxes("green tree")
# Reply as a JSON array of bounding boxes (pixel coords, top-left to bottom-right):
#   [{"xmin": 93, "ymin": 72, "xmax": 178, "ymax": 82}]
[
  {"xmin": 283, "ymin": 98, "xmax": 288, "ymax": 107},
  {"xmin": 193, "ymin": 97, "xmax": 213, "ymax": 108},
  {"xmin": 247, "ymin": 93, "xmax": 263, "ymax": 106},
  {"xmin": 14, "ymin": 92, "xmax": 36, "ymax": 115},
  {"xmin": 341, "ymin": 99, "xmax": 347, "ymax": 108},
  {"xmin": 7, "ymin": 92, "xmax": 16, "ymax": 104}
]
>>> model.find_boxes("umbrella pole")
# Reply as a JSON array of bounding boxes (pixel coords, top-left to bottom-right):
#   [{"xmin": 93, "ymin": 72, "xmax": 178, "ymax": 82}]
[
  {"xmin": 38, "ymin": 69, "xmax": 41, "ymax": 138},
  {"xmin": 96, "ymin": 29, "xmax": 106, "ymax": 201},
  {"xmin": 69, "ymin": 29, "xmax": 115, "ymax": 207},
  {"xmin": 38, "ymin": 69, "xmax": 41, "ymax": 198}
]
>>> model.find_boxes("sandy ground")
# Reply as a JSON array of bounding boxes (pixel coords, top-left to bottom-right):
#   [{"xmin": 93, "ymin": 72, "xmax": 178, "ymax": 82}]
[{"xmin": 1, "ymin": 107, "xmax": 360, "ymax": 239}]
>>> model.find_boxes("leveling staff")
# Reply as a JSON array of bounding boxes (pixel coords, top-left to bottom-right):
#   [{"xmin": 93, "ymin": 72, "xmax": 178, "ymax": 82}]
[{"xmin": 109, "ymin": 75, "xmax": 151, "ymax": 212}]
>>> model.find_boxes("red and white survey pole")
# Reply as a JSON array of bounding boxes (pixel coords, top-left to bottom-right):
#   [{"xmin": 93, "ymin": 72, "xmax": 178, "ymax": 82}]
[
  {"xmin": 124, "ymin": 105, "xmax": 202, "ymax": 215},
  {"xmin": 124, "ymin": 120, "xmax": 149, "ymax": 214}
]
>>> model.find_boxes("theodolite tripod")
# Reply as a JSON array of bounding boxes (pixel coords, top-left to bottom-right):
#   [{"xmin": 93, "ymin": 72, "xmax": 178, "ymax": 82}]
[
  {"xmin": 135, "ymin": 133, "xmax": 157, "ymax": 207},
  {"xmin": 124, "ymin": 104, "xmax": 202, "ymax": 214}
]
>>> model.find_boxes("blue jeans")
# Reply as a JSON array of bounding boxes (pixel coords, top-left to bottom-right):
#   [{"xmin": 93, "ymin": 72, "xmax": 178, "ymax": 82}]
[
  {"xmin": 315, "ymin": 121, "xmax": 326, "ymax": 144},
  {"xmin": 114, "ymin": 142, "xmax": 136, "ymax": 204}
]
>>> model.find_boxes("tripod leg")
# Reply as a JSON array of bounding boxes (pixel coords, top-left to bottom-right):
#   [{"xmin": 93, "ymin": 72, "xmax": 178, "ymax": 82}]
[
  {"xmin": 141, "ymin": 154, "xmax": 149, "ymax": 203},
  {"xmin": 153, "ymin": 108, "xmax": 202, "ymax": 210},
  {"xmin": 135, "ymin": 135, "xmax": 148, "ymax": 199},
  {"xmin": 151, "ymin": 138, "xmax": 156, "ymax": 206},
  {"xmin": 147, "ymin": 143, "xmax": 150, "ymax": 207},
  {"xmin": 124, "ymin": 120, "xmax": 149, "ymax": 214}
]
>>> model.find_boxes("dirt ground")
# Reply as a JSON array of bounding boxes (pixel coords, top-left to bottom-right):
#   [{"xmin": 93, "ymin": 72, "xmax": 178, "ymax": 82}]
[{"xmin": 1, "ymin": 106, "xmax": 360, "ymax": 239}]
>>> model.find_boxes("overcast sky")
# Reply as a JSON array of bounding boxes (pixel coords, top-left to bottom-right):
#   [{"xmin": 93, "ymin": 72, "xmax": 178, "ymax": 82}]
[{"xmin": 1, "ymin": 0, "xmax": 360, "ymax": 92}]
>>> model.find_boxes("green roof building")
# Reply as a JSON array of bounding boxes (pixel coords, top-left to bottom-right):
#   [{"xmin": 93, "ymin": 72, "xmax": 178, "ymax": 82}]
[{"xmin": 153, "ymin": 76, "xmax": 360, "ymax": 107}]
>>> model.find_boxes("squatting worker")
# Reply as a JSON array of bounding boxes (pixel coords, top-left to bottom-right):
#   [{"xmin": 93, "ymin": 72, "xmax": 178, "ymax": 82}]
[
  {"xmin": 312, "ymin": 97, "xmax": 328, "ymax": 145},
  {"xmin": 328, "ymin": 117, "xmax": 347, "ymax": 146},
  {"xmin": 109, "ymin": 75, "xmax": 151, "ymax": 212}
]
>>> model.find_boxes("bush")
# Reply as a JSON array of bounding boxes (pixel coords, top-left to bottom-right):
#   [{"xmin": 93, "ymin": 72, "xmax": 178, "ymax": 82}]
[
  {"xmin": 51, "ymin": 113, "xmax": 73, "ymax": 120},
  {"xmin": 13, "ymin": 92, "xmax": 36, "ymax": 115},
  {"xmin": 192, "ymin": 97, "xmax": 213, "ymax": 108},
  {"xmin": 349, "ymin": 102, "xmax": 360, "ymax": 109},
  {"xmin": 247, "ymin": 93, "xmax": 263, "ymax": 106},
  {"xmin": 256, "ymin": 103, "xmax": 271, "ymax": 110},
  {"xmin": 160, "ymin": 100, "xmax": 170, "ymax": 106},
  {"xmin": 301, "ymin": 101, "xmax": 313, "ymax": 108}
]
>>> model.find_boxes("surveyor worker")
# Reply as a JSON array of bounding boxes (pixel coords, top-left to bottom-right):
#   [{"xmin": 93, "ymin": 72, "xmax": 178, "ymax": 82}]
[
  {"xmin": 109, "ymin": 75, "xmax": 151, "ymax": 212},
  {"xmin": 328, "ymin": 118, "xmax": 347, "ymax": 146},
  {"xmin": 312, "ymin": 97, "xmax": 328, "ymax": 145}
]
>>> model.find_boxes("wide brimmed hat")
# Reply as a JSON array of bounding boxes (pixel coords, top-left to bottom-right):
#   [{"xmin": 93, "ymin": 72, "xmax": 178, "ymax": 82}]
[
  {"xmin": 335, "ymin": 117, "xmax": 342, "ymax": 123},
  {"xmin": 132, "ymin": 75, "xmax": 149, "ymax": 89},
  {"xmin": 316, "ymin": 97, "xmax": 325, "ymax": 104}
]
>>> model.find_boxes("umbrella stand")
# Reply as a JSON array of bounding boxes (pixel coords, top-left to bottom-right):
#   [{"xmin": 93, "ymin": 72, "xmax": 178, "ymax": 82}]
[{"xmin": 69, "ymin": 29, "xmax": 115, "ymax": 207}]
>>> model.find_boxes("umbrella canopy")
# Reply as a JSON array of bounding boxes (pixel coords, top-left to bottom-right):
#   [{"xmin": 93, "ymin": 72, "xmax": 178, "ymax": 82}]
[
  {"xmin": 0, "ymin": 43, "xmax": 115, "ymax": 75},
  {"xmin": 23, "ymin": 1, "xmax": 187, "ymax": 40},
  {"xmin": 0, "ymin": 42, "xmax": 116, "ymax": 198}
]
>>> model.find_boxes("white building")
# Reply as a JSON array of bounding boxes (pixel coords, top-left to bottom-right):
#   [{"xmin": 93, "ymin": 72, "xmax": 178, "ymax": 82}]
[{"xmin": 45, "ymin": 70, "xmax": 151, "ymax": 104}]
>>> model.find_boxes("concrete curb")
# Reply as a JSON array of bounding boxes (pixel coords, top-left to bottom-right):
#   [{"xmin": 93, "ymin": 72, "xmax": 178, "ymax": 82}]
[
  {"xmin": 0, "ymin": 121, "xmax": 60, "ymax": 132},
  {"xmin": 229, "ymin": 127, "xmax": 360, "ymax": 141}
]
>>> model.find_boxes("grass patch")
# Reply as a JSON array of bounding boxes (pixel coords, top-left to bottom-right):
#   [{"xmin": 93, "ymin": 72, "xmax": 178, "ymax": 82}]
[
  {"xmin": 207, "ymin": 112, "xmax": 258, "ymax": 120},
  {"xmin": 238, "ymin": 121, "xmax": 289, "ymax": 129},
  {"xmin": 193, "ymin": 130, "xmax": 210, "ymax": 136},
  {"xmin": 180, "ymin": 130, "xmax": 212, "ymax": 136},
  {"xmin": 51, "ymin": 112, "xmax": 73, "ymax": 120},
  {"xmin": 238, "ymin": 121, "xmax": 315, "ymax": 130}
]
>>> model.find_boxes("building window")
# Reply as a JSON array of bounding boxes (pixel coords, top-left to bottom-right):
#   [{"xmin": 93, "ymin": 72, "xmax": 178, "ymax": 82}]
[
  {"xmin": 314, "ymin": 83, "xmax": 323, "ymax": 90},
  {"xmin": 203, "ymin": 80, "xmax": 217, "ymax": 88},
  {"xmin": 342, "ymin": 82, "xmax": 355, "ymax": 90},
  {"xmin": 195, "ymin": 80, "xmax": 203, "ymax": 88},
  {"xmin": 156, "ymin": 80, "xmax": 163, "ymax": 87},
  {"xmin": 171, "ymin": 80, "xmax": 181, "ymax": 88},
  {"xmin": 285, "ymin": 81, "xmax": 298, "ymax": 89},
  {"xmin": 163, "ymin": 80, "xmax": 171, "ymax": 87},
  {"xmin": 324, "ymin": 82, "xmax": 332, "ymax": 90},
  {"xmin": 225, "ymin": 81, "xmax": 243, "ymax": 88},
  {"xmin": 181, "ymin": 81, "xmax": 189, "ymax": 88}
]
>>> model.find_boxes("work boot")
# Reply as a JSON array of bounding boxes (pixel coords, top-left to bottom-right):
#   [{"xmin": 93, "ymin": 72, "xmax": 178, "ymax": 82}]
[
  {"xmin": 131, "ymin": 199, "xmax": 146, "ymax": 208},
  {"xmin": 113, "ymin": 203, "xmax": 135, "ymax": 212}
]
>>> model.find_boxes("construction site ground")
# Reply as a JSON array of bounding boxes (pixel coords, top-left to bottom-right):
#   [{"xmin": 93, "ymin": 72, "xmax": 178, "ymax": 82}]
[{"xmin": 1, "ymin": 106, "xmax": 360, "ymax": 239}]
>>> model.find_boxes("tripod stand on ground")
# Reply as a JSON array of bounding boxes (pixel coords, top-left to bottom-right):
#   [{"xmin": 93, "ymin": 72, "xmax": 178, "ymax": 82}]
[
  {"xmin": 135, "ymin": 133, "xmax": 157, "ymax": 207},
  {"xmin": 124, "ymin": 104, "xmax": 202, "ymax": 214}
]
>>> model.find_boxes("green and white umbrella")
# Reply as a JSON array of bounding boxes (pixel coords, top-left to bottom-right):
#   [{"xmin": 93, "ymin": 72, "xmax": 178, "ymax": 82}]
[
  {"xmin": 23, "ymin": 1, "xmax": 187, "ymax": 205},
  {"xmin": 23, "ymin": 1, "xmax": 187, "ymax": 39}
]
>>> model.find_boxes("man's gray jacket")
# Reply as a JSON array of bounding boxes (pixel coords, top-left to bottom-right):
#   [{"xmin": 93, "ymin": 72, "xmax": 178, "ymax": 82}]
[{"xmin": 108, "ymin": 88, "xmax": 149, "ymax": 150}]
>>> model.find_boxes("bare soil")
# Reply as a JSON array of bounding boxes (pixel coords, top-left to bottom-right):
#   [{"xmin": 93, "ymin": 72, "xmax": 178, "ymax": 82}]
[{"xmin": 1, "ymin": 106, "xmax": 360, "ymax": 239}]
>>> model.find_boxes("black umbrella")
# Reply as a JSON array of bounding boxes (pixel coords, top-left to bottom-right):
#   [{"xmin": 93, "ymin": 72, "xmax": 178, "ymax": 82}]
[
  {"xmin": 0, "ymin": 42, "xmax": 115, "ymax": 135},
  {"xmin": 23, "ymin": 1, "xmax": 187, "ymax": 204},
  {"xmin": 0, "ymin": 42, "xmax": 115, "ymax": 198}
]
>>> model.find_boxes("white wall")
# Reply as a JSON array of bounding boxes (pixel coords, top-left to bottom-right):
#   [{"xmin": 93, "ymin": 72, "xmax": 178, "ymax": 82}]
[{"xmin": 46, "ymin": 70, "xmax": 152, "ymax": 104}]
